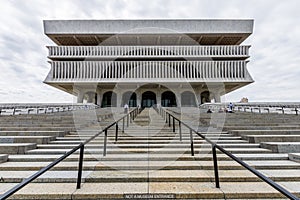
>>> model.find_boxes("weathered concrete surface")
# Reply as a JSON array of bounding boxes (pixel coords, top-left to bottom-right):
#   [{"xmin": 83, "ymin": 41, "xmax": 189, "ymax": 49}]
[
  {"xmin": 1, "ymin": 108, "xmax": 300, "ymax": 199},
  {"xmin": 0, "ymin": 143, "xmax": 36, "ymax": 154},
  {"xmin": 245, "ymin": 135, "xmax": 300, "ymax": 143},
  {"xmin": 289, "ymin": 153, "xmax": 300, "ymax": 163},
  {"xmin": 261, "ymin": 142, "xmax": 300, "ymax": 153},
  {"xmin": 44, "ymin": 19, "xmax": 254, "ymax": 35},
  {"xmin": 0, "ymin": 136, "xmax": 55, "ymax": 144},
  {"xmin": 0, "ymin": 154, "xmax": 8, "ymax": 163}
]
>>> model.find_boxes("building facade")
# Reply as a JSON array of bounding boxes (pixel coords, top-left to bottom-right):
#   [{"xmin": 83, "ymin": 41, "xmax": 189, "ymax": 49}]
[{"xmin": 43, "ymin": 20, "xmax": 254, "ymax": 107}]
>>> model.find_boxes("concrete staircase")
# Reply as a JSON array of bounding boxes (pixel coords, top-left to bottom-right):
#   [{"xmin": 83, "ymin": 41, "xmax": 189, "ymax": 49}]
[{"xmin": 0, "ymin": 107, "xmax": 300, "ymax": 199}]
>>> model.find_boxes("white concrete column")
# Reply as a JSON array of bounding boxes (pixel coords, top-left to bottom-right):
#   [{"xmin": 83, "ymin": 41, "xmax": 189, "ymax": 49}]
[
  {"xmin": 136, "ymin": 91, "xmax": 142, "ymax": 107},
  {"xmin": 214, "ymin": 92, "xmax": 221, "ymax": 103},
  {"xmin": 97, "ymin": 91, "xmax": 102, "ymax": 106},
  {"xmin": 77, "ymin": 90, "xmax": 85, "ymax": 103},
  {"xmin": 196, "ymin": 90, "xmax": 202, "ymax": 106},
  {"xmin": 156, "ymin": 90, "xmax": 161, "ymax": 107},
  {"xmin": 117, "ymin": 91, "xmax": 122, "ymax": 107},
  {"xmin": 87, "ymin": 93, "xmax": 93, "ymax": 103},
  {"xmin": 176, "ymin": 91, "xmax": 182, "ymax": 107}
]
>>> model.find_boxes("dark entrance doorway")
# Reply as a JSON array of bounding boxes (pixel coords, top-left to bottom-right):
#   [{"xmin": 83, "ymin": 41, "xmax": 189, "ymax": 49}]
[
  {"xmin": 201, "ymin": 91, "xmax": 210, "ymax": 104},
  {"xmin": 101, "ymin": 91, "xmax": 117, "ymax": 107},
  {"xmin": 142, "ymin": 91, "xmax": 156, "ymax": 108},
  {"xmin": 161, "ymin": 91, "xmax": 177, "ymax": 107}
]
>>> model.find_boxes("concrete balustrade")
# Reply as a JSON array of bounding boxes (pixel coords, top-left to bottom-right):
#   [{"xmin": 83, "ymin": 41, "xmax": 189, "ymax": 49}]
[
  {"xmin": 49, "ymin": 60, "xmax": 250, "ymax": 82},
  {"xmin": 0, "ymin": 103, "xmax": 98, "ymax": 116},
  {"xmin": 48, "ymin": 45, "xmax": 250, "ymax": 58}
]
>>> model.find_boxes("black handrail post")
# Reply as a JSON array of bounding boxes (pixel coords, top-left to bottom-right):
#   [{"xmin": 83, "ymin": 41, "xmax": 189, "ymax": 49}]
[
  {"xmin": 122, "ymin": 118, "xmax": 125, "ymax": 132},
  {"xmin": 189, "ymin": 129, "xmax": 194, "ymax": 156},
  {"xmin": 127, "ymin": 114, "xmax": 129, "ymax": 127},
  {"xmin": 115, "ymin": 122, "xmax": 119, "ymax": 143},
  {"xmin": 179, "ymin": 121, "xmax": 182, "ymax": 141},
  {"xmin": 212, "ymin": 145, "xmax": 220, "ymax": 188},
  {"xmin": 165, "ymin": 112, "xmax": 168, "ymax": 123},
  {"xmin": 168, "ymin": 114, "xmax": 171, "ymax": 127},
  {"xmin": 172, "ymin": 117, "xmax": 175, "ymax": 132},
  {"xmin": 103, "ymin": 129, "xmax": 108, "ymax": 156},
  {"xmin": 76, "ymin": 144, "xmax": 84, "ymax": 189}
]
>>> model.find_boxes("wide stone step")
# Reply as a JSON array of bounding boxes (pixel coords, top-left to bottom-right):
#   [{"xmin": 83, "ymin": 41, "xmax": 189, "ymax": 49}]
[
  {"xmin": 223, "ymin": 126, "xmax": 300, "ymax": 131},
  {"xmin": 68, "ymin": 132, "xmax": 233, "ymax": 138},
  {"xmin": 50, "ymin": 139, "xmax": 249, "ymax": 145},
  {"xmin": 0, "ymin": 143, "xmax": 37, "ymax": 154},
  {"xmin": 0, "ymin": 160, "xmax": 262, "ymax": 171},
  {"xmin": 7, "ymin": 153, "xmax": 231, "ymax": 162},
  {"xmin": 53, "ymin": 136, "xmax": 243, "ymax": 143},
  {"xmin": 36, "ymin": 143, "xmax": 260, "ymax": 149},
  {"xmin": 8, "ymin": 153, "xmax": 289, "ymax": 163},
  {"xmin": 231, "ymin": 130, "xmax": 300, "ymax": 136},
  {"xmin": 245, "ymin": 135, "xmax": 300, "ymax": 143},
  {"xmin": 25, "ymin": 147, "xmax": 271, "ymax": 155},
  {"xmin": 0, "ymin": 127, "xmax": 76, "ymax": 131},
  {"xmin": 1, "ymin": 182, "xmax": 298, "ymax": 199},
  {"xmin": 2, "ymin": 159, "xmax": 298, "ymax": 171},
  {"xmin": 261, "ymin": 142, "xmax": 300, "ymax": 153},
  {"xmin": 233, "ymin": 153, "xmax": 288, "ymax": 160},
  {"xmin": 0, "ymin": 169, "xmax": 264, "ymax": 183},
  {"xmin": 0, "ymin": 136, "xmax": 55, "ymax": 144},
  {"xmin": 0, "ymin": 131, "xmax": 66, "ymax": 137},
  {"xmin": 66, "ymin": 136, "xmax": 242, "ymax": 141}
]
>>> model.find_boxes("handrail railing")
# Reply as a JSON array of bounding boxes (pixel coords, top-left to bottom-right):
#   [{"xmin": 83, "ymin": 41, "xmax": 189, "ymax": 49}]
[
  {"xmin": 0, "ymin": 108, "xmax": 139, "ymax": 200},
  {"xmin": 159, "ymin": 108, "xmax": 298, "ymax": 200},
  {"xmin": 48, "ymin": 60, "xmax": 249, "ymax": 81},
  {"xmin": 202, "ymin": 102, "xmax": 300, "ymax": 115},
  {"xmin": 47, "ymin": 45, "xmax": 250, "ymax": 58},
  {"xmin": 0, "ymin": 104, "xmax": 98, "ymax": 116}
]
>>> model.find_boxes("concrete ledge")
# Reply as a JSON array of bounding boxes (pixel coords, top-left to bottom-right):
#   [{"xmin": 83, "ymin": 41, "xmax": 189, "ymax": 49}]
[
  {"xmin": 44, "ymin": 19, "xmax": 254, "ymax": 35},
  {"xmin": 289, "ymin": 153, "xmax": 300, "ymax": 163},
  {"xmin": 261, "ymin": 142, "xmax": 300, "ymax": 153},
  {"xmin": 223, "ymin": 126, "xmax": 300, "ymax": 131},
  {"xmin": 244, "ymin": 135, "xmax": 300, "ymax": 143},
  {"xmin": 231, "ymin": 130, "xmax": 300, "ymax": 136},
  {"xmin": 0, "ymin": 143, "xmax": 37, "ymax": 154},
  {"xmin": 0, "ymin": 136, "xmax": 55, "ymax": 144},
  {"xmin": 0, "ymin": 154, "xmax": 8, "ymax": 163},
  {"xmin": 0, "ymin": 131, "xmax": 66, "ymax": 137},
  {"xmin": 0, "ymin": 127, "xmax": 75, "ymax": 132}
]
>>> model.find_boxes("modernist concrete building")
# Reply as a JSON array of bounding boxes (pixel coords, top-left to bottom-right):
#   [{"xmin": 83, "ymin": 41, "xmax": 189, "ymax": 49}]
[{"xmin": 43, "ymin": 20, "xmax": 254, "ymax": 107}]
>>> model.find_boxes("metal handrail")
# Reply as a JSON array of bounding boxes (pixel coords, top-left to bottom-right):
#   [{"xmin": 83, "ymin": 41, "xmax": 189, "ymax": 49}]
[
  {"xmin": 0, "ymin": 108, "xmax": 139, "ymax": 200},
  {"xmin": 160, "ymin": 108, "xmax": 298, "ymax": 200}
]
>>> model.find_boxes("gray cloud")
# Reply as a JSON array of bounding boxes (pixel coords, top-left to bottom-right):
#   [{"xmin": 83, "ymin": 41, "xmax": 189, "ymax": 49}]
[{"xmin": 0, "ymin": 0, "xmax": 299, "ymax": 103}]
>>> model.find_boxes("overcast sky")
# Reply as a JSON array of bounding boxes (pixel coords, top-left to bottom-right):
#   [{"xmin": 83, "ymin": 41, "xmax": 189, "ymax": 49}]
[{"xmin": 0, "ymin": 0, "xmax": 299, "ymax": 103}]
